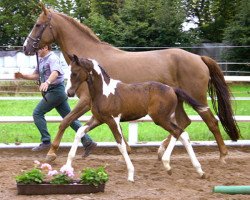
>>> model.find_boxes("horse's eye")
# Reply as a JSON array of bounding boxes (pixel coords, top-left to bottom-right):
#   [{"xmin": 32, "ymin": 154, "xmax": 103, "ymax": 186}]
[{"xmin": 35, "ymin": 24, "xmax": 41, "ymax": 28}]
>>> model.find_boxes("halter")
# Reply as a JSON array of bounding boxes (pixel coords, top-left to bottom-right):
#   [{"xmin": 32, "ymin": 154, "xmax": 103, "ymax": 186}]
[{"xmin": 28, "ymin": 12, "xmax": 56, "ymax": 49}]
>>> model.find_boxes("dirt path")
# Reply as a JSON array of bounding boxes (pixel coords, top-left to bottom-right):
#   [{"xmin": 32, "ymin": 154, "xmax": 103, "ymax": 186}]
[{"xmin": 0, "ymin": 146, "xmax": 249, "ymax": 200}]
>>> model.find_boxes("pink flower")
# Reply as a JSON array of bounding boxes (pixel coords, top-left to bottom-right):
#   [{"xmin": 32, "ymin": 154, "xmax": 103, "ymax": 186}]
[
  {"xmin": 48, "ymin": 170, "xmax": 58, "ymax": 176},
  {"xmin": 41, "ymin": 163, "xmax": 52, "ymax": 171},
  {"xmin": 60, "ymin": 165, "xmax": 74, "ymax": 178}
]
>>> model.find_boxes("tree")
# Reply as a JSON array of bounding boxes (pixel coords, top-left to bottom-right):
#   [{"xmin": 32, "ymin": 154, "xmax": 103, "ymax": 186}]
[
  {"xmin": 113, "ymin": 0, "xmax": 188, "ymax": 47},
  {"xmin": 73, "ymin": 0, "xmax": 92, "ymax": 22},
  {"xmin": 184, "ymin": 0, "xmax": 239, "ymax": 42},
  {"xmin": 223, "ymin": 0, "xmax": 250, "ymax": 70},
  {"xmin": 0, "ymin": 0, "xmax": 75, "ymax": 47},
  {"xmin": 0, "ymin": 0, "xmax": 40, "ymax": 46},
  {"xmin": 91, "ymin": 0, "xmax": 123, "ymax": 19}
]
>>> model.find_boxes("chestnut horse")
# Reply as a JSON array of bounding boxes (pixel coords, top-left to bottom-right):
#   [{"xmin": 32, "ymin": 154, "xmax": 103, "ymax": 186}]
[
  {"xmin": 65, "ymin": 54, "xmax": 206, "ymax": 181},
  {"xmin": 23, "ymin": 4, "xmax": 239, "ymax": 163}
]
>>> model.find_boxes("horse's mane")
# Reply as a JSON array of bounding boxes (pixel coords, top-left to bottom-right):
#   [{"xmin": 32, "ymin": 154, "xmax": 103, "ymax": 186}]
[{"xmin": 53, "ymin": 11, "xmax": 101, "ymax": 43}]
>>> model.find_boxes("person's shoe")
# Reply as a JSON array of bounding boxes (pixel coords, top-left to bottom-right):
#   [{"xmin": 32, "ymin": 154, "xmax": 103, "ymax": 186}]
[
  {"xmin": 32, "ymin": 143, "xmax": 51, "ymax": 152},
  {"xmin": 82, "ymin": 142, "xmax": 97, "ymax": 158}
]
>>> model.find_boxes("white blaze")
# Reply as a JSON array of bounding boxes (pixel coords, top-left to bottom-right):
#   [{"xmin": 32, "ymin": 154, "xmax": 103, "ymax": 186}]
[{"xmin": 23, "ymin": 31, "xmax": 32, "ymax": 47}]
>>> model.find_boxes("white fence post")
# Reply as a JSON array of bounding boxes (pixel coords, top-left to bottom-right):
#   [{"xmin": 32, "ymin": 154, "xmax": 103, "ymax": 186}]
[{"xmin": 128, "ymin": 122, "xmax": 138, "ymax": 144}]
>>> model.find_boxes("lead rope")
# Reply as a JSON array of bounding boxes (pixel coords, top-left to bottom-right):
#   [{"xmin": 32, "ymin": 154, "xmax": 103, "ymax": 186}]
[{"xmin": 36, "ymin": 52, "xmax": 47, "ymax": 101}]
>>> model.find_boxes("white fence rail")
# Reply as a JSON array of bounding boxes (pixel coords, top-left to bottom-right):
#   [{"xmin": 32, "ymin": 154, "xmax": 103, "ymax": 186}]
[{"xmin": 0, "ymin": 115, "xmax": 249, "ymax": 144}]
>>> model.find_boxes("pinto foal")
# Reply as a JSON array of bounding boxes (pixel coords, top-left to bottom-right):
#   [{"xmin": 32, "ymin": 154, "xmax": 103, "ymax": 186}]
[{"xmin": 65, "ymin": 55, "xmax": 206, "ymax": 181}]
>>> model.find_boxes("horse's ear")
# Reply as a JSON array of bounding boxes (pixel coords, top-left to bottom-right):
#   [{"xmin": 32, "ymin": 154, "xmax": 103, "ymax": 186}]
[
  {"xmin": 40, "ymin": 2, "xmax": 48, "ymax": 16},
  {"xmin": 84, "ymin": 59, "xmax": 94, "ymax": 72}
]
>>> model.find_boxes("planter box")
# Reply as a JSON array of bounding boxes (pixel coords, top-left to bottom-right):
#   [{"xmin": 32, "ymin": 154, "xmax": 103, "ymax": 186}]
[{"xmin": 17, "ymin": 182, "xmax": 105, "ymax": 195}]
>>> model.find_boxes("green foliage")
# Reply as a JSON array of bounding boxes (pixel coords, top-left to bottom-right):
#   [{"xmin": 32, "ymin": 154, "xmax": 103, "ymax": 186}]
[
  {"xmin": 15, "ymin": 168, "xmax": 45, "ymax": 184},
  {"xmin": 1, "ymin": 0, "xmax": 248, "ymax": 47},
  {"xmin": 50, "ymin": 174, "xmax": 73, "ymax": 184},
  {"xmin": 184, "ymin": 0, "xmax": 239, "ymax": 42},
  {"xmin": 0, "ymin": 0, "xmax": 41, "ymax": 46},
  {"xmin": 84, "ymin": 12, "xmax": 122, "ymax": 46},
  {"xmin": 80, "ymin": 166, "xmax": 109, "ymax": 186},
  {"xmin": 223, "ymin": 0, "xmax": 250, "ymax": 69}
]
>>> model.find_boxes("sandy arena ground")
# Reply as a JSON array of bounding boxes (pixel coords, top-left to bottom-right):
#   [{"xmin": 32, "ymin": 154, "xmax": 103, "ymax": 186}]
[{"xmin": 0, "ymin": 145, "xmax": 249, "ymax": 200}]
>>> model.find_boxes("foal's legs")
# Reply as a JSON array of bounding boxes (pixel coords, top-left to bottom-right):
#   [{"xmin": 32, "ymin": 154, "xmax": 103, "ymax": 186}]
[
  {"xmin": 106, "ymin": 115, "xmax": 134, "ymax": 182},
  {"xmin": 64, "ymin": 117, "xmax": 102, "ymax": 167},
  {"xmin": 162, "ymin": 132, "xmax": 205, "ymax": 178},
  {"xmin": 159, "ymin": 101, "xmax": 228, "ymax": 163},
  {"xmin": 178, "ymin": 132, "xmax": 205, "ymax": 178},
  {"xmin": 158, "ymin": 101, "xmax": 191, "ymax": 160}
]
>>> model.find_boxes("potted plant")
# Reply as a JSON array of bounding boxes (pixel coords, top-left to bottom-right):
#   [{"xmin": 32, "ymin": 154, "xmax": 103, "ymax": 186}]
[{"xmin": 15, "ymin": 161, "xmax": 108, "ymax": 195}]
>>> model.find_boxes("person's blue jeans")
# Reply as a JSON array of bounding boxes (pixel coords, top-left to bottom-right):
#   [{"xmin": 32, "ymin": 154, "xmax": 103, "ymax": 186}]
[{"xmin": 33, "ymin": 83, "xmax": 92, "ymax": 147}]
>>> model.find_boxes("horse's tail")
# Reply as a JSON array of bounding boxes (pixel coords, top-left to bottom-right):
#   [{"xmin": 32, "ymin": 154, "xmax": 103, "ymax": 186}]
[
  {"xmin": 174, "ymin": 88, "xmax": 204, "ymax": 112},
  {"xmin": 201, "ymin": 56, "xmax": 240, "ymax": 141}
]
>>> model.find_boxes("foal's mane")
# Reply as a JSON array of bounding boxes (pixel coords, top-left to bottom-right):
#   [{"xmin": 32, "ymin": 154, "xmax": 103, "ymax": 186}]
[
  {"xmin": 99, "ymin": 65, "xmax": 111, "ymax": 82},
  {"xmin": 54, "ymin": 11, "xmax": 101, "ymax": 43}
]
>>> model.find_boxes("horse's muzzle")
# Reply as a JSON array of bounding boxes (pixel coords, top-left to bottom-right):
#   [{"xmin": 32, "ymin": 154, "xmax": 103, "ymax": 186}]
[{"xmin": 23, "ymin": 45, "xmax": 36, "ymax": 56}]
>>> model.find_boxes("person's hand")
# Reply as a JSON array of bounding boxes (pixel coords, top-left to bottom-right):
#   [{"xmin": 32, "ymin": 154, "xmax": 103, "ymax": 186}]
[
  {"xmin": 39, "ymin": 82, "xmax": 49, "ymax": 92},
  {"xmin": 14, "ymin": 72, "xmax": 23, "ymax": 79}
]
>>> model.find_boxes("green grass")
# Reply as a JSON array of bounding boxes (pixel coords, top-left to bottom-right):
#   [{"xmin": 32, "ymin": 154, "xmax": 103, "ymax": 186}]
[{"xmin": 0, "ymin": 83, "xmax": 249, "ymax": 143}]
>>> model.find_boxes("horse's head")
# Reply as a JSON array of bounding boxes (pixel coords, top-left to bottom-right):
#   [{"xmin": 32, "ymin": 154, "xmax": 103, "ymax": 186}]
[
  {"xmin": 67, "ymin": 54, "xmax": 93, "ymax": 97},
  {"xmin": 23, "ymin": 3, "xmax": 56, "ymax": 55}
]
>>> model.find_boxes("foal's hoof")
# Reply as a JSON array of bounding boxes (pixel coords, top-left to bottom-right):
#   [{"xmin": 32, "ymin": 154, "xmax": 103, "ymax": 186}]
[
  {"xmin": 45, "ymin": 153, "xmax": 57, "ymax": 162},
  {"xmin": 200, "ymin": 173, "xmax": 209, "ymax": 179},
  {"xmin": 167, "ymin": 169, "xmax": 172, "ymax": 175}
]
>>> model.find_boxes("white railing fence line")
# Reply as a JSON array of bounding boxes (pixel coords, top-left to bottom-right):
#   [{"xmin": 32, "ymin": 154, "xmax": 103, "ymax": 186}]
[{"xmin": 0, "ymin": 115, "xmax": 249, "ymax": 144}]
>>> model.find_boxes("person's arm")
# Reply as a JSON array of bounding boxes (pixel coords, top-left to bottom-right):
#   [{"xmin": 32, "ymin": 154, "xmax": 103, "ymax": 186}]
[
  {"xmin": 39, "ymin": 71, "xmax": 59, "ymax": 92},
  {"xmin": 14, "ymin": 72, "xmax": 39, "ymax": 80}
]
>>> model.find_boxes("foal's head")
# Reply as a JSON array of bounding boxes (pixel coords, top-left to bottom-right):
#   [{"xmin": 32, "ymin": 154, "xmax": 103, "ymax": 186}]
[{"xmin": 67, "ymin": 54, "xmax": 93, "ymax": 97}]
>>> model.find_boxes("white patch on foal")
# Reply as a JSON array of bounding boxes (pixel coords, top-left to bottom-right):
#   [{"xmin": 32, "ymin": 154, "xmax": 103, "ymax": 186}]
[
  {"xmin": 91, "ymin": 59, "xmax": 120, "ymax": 98},
  {"xmin": 65, "ymin": 65, "xmax": 72, "ymax": 94},
  {"xmin": 113, "ymin": 114, "xmax": 135, "ymax": 182}
]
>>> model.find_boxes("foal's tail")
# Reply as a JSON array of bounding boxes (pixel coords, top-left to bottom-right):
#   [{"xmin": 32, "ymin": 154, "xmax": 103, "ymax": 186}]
[
  {"xmin": 174, "ymin": 88, "xmax": 204, "ymax": 112},
  {"xmin": 201, "ymin": 56, "xmax": 240, "ymax": 141}
]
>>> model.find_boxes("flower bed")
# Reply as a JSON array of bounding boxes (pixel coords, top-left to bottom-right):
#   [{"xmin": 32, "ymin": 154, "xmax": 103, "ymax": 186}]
[
  {"xmin": 15, "ymin": 161, "xmax": 108, "ymax": 195},
  {"xmin": 17, "ymin": 181, "xmax": 105, "ymax": 195}
]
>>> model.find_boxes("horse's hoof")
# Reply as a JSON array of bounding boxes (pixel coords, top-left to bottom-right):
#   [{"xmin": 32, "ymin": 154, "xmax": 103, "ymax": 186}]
[
  {"xmin": 157, "ymin": 153, "xmax": 162, "ymax": 161},
  {"xmin": 127, "ymin": 146, "xmax": 132, "ymax": 154},
  {"xmin": 219, "ymin": 156, "xmax": 227, "ymax": 164},
  {"xmin": 157, "ymin": 146, "xmax": 165, "ymax": 161},
  {"xmin": 45, "ymin": 154, "xmax": 57, "ymax": 162}
]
